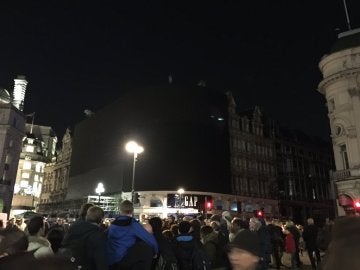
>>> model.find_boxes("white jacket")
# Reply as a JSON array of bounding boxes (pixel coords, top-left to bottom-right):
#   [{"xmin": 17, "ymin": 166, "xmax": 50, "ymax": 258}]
[{"xmin": 27, "ymin": 236, "xmax": 54, "ymax": 259}]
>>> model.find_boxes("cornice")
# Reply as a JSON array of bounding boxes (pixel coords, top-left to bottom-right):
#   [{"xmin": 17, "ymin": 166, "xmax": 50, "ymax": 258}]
[{"xmin": 318, "ymin": 68, "xmax": 360, "ymax": 94}]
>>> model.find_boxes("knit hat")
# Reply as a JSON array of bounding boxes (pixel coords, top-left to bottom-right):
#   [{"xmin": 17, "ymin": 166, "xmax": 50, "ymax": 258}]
[{"xmin": 229, "ymin": 229, "xmax": 260, "ymax": 257}]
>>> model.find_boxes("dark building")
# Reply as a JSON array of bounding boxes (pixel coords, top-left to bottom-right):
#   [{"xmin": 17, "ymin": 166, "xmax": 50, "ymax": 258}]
[
  {"xmin": 67, "ymin": 84, "xmax": 231, "ymax": 199},
  {"xmin": 274, "ymin": 127, "xmax": 335, "ymax": 222}
]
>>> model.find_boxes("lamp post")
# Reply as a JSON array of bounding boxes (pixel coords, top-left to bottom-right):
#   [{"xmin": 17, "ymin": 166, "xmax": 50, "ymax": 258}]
[
  {"xmin": 177, "ymin": 188, "xmax": 185, "ymax": 214},
  {"xmin": 95, "ymin": 182, "xmax": 105, "ymax": 206},
  {"xmin": 125, "ymin": 141, "xmax": 144, "ymax": 204}
]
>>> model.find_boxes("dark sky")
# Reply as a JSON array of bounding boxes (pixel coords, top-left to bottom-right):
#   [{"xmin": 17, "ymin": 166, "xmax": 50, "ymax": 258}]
[{"xmin": 0, "ymin": 0, "xmax": 359, "ymax": 140}]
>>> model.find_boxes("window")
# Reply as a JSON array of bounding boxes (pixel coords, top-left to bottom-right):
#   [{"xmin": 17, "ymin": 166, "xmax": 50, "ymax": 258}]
[
  {"xmin": 23, "ymin": 161, "xmax": 31, "ymax": 170},
  {"xmin": 25, "ymin": 145, "xmax": 34, "ymax": 153},
  {"xmin": 340, "ymin": 144, "xmax": 350, "ymax": 169},
  {"xmin": 328, "ymin": 98, "xmax": 335, "ymax": 112},
  {"xmin": 21, "ymin": 172, "xmax": 30, "ymax": 179},
  {"xmin": 27, "ymin": 138, "xmax": 34, "ymax": 144},
  {"xmin": 20, "ymin": 180, "xmax": 29, "ymax": 188},
  {"xmin": 35, "ymin": 163, "xmax": 43, "ymax": 173}
]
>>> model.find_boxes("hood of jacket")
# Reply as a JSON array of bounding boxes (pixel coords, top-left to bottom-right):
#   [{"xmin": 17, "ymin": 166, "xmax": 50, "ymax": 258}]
[{"xmin": 62, "ymin": 220, "xmax": 101, "ymax": 247}]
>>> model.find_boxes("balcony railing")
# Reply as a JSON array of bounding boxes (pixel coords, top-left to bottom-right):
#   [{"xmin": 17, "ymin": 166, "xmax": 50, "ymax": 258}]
[{"xmin": 331, "ymin": 169, "xmax": 360, "ymax": 181}]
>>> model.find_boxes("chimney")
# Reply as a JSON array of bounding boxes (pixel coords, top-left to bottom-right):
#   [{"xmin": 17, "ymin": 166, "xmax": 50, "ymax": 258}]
[{"xmin": 12, "ymin": 75, "xmax": 28, "ymax": 111}]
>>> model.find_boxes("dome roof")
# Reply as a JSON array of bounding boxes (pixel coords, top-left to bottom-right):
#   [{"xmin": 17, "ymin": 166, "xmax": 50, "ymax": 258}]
[
  {"xmin": 0, "ymin": 88, "xmax": 11, "ymax": 104},
  {"xmin": 331, "ymin": 28, "xmax": 360, "ymax": 53}
]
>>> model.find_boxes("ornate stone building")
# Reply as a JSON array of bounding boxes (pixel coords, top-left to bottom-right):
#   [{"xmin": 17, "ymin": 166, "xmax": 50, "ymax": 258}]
[
  {"xmin": 38, "ymin": 128, "xmax": 72, "ymax": 213},
  {"xmin": 227, "ymin": 92, "xmax": 279, "ymax": 216},
  {"xmin": 318, "ymin": 28, "xmax": 360, "ymax": 215},
  {"xmin": 0, "ymin": 100, "xmax": 25, "ymax": 215},
  {"xmin": 11, "ymin": 124, "xmax": 57, "ymax": 215}
]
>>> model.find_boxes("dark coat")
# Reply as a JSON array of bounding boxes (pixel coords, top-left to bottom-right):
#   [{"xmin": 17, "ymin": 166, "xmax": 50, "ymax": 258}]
[
  {"xmin": 61, "ymin": 220, "xmax": 108, "ymax": 270},
  {"xmin": 302, "ymin": 224, "xmax": 318, "ymax": 250}
]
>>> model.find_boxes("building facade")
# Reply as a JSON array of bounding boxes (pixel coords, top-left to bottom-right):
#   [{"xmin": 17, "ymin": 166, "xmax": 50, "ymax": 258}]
[
  {"xmin": 38, "ymin": 128, "xmax": 72, "ymax": 213},
  {"xmin": 318, "ymin": 28, "xmax": 360, "ymax": 216},
  {"xmin": 274, "ymin": 128, "xmax": 335, "ymax": 221},
  {"xmin": 11, "ymin": 124, "xmax": 57, "ymax": 216},
  {"xmin": 0, "ymin": 101, "xmax": 26, "ymax": 215}
]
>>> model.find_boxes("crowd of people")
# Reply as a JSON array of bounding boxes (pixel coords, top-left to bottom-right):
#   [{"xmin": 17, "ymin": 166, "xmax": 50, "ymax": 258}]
[{"xmin": 0, "ymin": 201, "xmax": 358, "ymax": 270}]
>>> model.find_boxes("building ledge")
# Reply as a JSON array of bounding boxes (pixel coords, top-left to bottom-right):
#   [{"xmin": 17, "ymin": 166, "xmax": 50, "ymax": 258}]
[{"xmin": 331, "ymin": 169, "xmax": 360, "ymax": 181}]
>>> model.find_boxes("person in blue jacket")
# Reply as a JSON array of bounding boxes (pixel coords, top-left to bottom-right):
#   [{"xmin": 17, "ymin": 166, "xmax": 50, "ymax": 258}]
[{"xmin": 107, "ymin": 200, "xmax": 158, "ymax": 269}]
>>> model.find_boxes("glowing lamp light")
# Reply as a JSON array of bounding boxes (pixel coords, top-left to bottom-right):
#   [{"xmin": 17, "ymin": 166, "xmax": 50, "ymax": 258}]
[
  {"xmin": 125, "ymin": 141, "xmax": 144, "ymax": 154},
  {"xmin": 354, "ymin": 201, "xmax": 360, "ymax": 208},
  {"xmin": 257, "ymin": 210, "xmax": 263, "ymax": 217},
  {"xmin": 206, "ymin": 201, "xmax": 212, "ymax": 209}
]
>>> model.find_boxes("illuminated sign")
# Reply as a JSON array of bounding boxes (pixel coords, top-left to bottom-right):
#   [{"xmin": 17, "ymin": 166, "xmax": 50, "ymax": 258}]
[{"xmin": 167, "ymin": 194, "xmax": 212, "ymax": 208}]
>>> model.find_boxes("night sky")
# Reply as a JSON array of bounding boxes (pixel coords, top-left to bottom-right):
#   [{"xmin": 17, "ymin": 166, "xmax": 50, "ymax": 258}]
[{"xmin": 0, "ymin": 0, "xmax": 359, "ymax": 140}]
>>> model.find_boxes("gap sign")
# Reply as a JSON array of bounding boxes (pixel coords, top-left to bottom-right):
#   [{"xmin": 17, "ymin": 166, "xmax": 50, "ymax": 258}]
[{"xmin": 167, "ymin": 194, "xmax": 212, "ymax": 208}]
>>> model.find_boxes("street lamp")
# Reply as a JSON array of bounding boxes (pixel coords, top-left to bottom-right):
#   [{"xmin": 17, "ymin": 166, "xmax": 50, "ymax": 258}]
[
  {"xmin": 125, "ymin": 141, "xmax": 144, "ymax": 203},
  {"xmin": 95, "ymin": 182, "xmax": 105, "ymax": 206},
  {"xmin": 177, "ymin": 188, "xmax": 185, "ymax": 214}
]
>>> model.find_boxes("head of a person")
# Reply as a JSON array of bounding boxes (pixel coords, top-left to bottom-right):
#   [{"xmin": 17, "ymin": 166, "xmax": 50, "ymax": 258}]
[
  {"xmin": 170, "ymin": 224, "xmax": 179, "ymax": 236},
  {"xmin": 119, "ymin": 200, "xmax": 134, "ymax": 216},
  {"xmin": 249, "ymin": 217, "xmax": 261, "ymax": 232},
  {"xmin": 162, "ymin": 229, "xmax": 173, "ymax": 240},
  {"xmin": 85, "ymin": 206, "xmax": 104, "ymax": 224},
  {"xmin": 27, "ymin": 216, "xmax": 45, "ymax": 236},
  {"xmin": 307, "ymin": 218, "xmax": 314, "ymax": 225},
  {"xmin": 178, "ymin": 221, "xmax": 191, "ymax": 234},
  {"xmin": 149, "ymin": 217, "xmax": 163, "ymax": 236},
  {"xmin": 210, "ymin": 221, "xmax": 220, "ymax": 232},
  {"xmin": 210, "ymin": 214, "xmax": 221, "ymax": 223},
  {"xmin": 0, "ymin": 227, "xmax": 28, "ymax": 256},
  {"xmin": 231, "ymin": 218, "xmax": 248, "ymax": 232},
  {"xmin": 190, "ymin": 219, "xmax": 201, "ymax": 234},
  {"xmin": 222, "ymin": 211, "xmax": 231, "ymax": 222},
  {"xmin": 200, "ymin": 225, "xmax": 213, "ymax": 239},
  {"xmin": 79, "ymin": 203, "xmax": 95, "ymax": 220},
  {"xmin": 228, "ymin": 230, "xmax": 260, "ymax": 270}
]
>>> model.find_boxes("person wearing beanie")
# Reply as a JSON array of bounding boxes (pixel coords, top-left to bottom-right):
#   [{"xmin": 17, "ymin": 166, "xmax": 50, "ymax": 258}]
[{"xmin": 228, "ymin": 229, "xmax": 261, "ymax": 270}]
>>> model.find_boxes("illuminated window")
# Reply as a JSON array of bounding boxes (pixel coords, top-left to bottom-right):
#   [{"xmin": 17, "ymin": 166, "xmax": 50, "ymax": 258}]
[
  {"xmin": 27, "ymin": 138, "xmax": 34, "ymax": 144},
  {"xmin": 22, "ymin": 172, "xmax": 30, "ymax": 179},
  {"xmin": 26, "ymin": 145, "xmax": 34, "ymax": 153},
  {"xmin": 23, "ymin": 161, "xmax": 31, "ymax": 170},
  {"xmin": 35, "ymin": 163, "xmax": 42, "ymax": 173},
  {"xmin": 20, "ymin": 180, "xmax": 29, "ymax": 188},
  {"xmin": 34, "ymin": 174, "xmax": 39, "ymax": 181}
]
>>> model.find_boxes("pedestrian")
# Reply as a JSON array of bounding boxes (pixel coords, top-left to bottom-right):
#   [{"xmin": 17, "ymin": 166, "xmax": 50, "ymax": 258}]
[
  {"xmin": 284, "ymin": 227, "xmax": 296, "ymax": 270},
  {"xmin": 27, "ymin": 216, "xmax": 54, "ymax": 259},
  {"xmin": 107, "ymin": 200, "xmax": 158, "ymax": 270},
  {"xmin": 60, "ymin": 206, "xmax": 108, "ymax": 270},
  {"xmin": 227, "ymin": 229, "xmax": 261, "ymax": 270},
  {"xmin": 302, "ymin": 218, "xmax": 321, "ymax": 269}
]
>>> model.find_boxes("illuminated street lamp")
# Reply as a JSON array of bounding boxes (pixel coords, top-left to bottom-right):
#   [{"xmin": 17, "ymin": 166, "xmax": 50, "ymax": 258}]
[
  {"xmin": 125, "ymin": 141, "xmax": 144, "ymax": 203},
  {"xmin": 177, "ymin": 188, "xmax": 185, "ymax": 213},
  {"xmin": 95, "ymin": 182, "xmax": 105, "ymax": 206}
]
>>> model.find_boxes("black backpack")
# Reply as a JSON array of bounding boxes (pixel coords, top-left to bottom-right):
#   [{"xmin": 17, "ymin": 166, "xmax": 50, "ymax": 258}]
[
  {"xmin": 190, "ymin": 246, "xmax": 212, "ymax": 270},
  {"xmin": 57, "ymin": 234, "xmax": 90, "ymax": 269}
]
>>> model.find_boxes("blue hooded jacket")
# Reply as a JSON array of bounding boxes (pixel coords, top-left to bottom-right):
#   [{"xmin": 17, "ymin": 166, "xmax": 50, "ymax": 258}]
[{"xmin": 107, "ymin": 215, "xmax": 158, "ymax": 265}]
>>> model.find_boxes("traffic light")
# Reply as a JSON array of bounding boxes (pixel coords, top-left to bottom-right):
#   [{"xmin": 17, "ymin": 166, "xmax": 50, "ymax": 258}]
[
  {"xmin": 206, "ymin": 201, "xmax": 212, "ymax": 209},
  {"xmin": 257, "ymin": 210, "xmax": 263, "ymax": 218},
  {"xmin": 134, "ymin": 192, "xmax": 140, "ymax": 204}
]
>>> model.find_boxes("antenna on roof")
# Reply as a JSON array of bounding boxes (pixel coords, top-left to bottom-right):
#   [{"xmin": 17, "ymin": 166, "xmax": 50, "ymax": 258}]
[{"xmin": 342, "ymin": 0, "xmax": 352, "ymax": 30}]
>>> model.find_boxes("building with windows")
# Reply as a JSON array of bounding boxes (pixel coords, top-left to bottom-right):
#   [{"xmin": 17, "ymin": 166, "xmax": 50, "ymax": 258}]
[
  {"xmin": 38, "ymin": 128, "xmax": 72, "ymax": 213},
  {"xmin": 0, "ymin": 99, "xmax": 26, "ymax": 216},
  {"xmin": 274, "ymin": 128, "xmax": 334, "ymax": 221},
  {"xmin": 227, "ymin": 93, "xmax": 334, "ymax": 222},
  {"xmin": 11, "ymin": 124, "xmax": 57, "ymax": 215},
  {"xmin": 318, "ymin": 28, "xmax": 360, "ymax": 215}
]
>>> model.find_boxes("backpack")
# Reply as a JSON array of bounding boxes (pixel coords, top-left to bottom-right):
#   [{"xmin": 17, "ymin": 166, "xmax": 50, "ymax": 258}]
[
  {"xmin": 175, "ymin": 241, "xmax": 211, "ymax": 270},
  {"xmin": 57, "ymin": 234, "xmax": 90, "ymax": 269},
  {"xmin": 190, "ymin": 246, "xmax": 212, "ymax": 270},
  {"xmin": 155, "ymin": 253, "xmax": 179, "ymax": 270}
]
